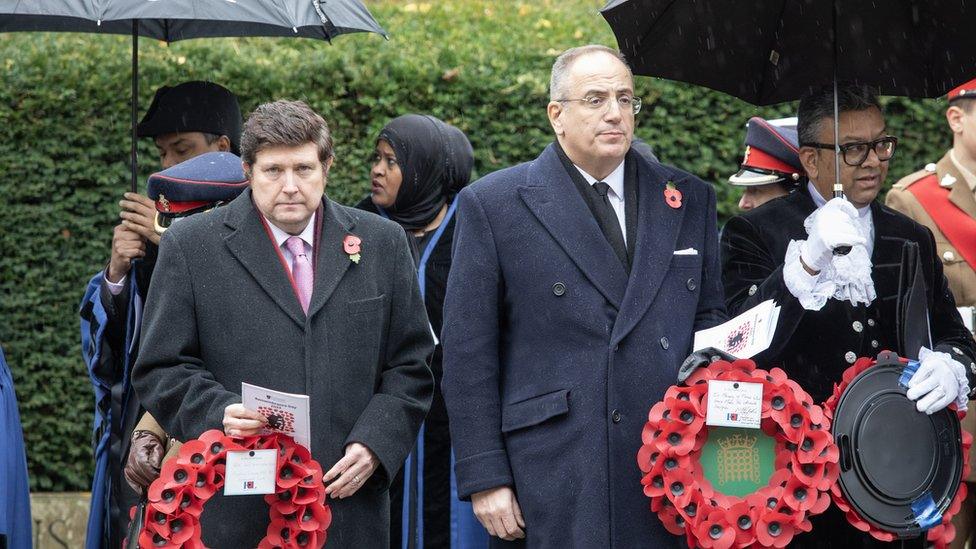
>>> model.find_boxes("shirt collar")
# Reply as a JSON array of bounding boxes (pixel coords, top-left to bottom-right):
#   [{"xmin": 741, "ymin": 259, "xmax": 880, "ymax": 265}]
[
  {"xmin": 807, "ymin": 181, "xmax": 871, "ymax": 218},
  {"xmin": 265, "ymin": 212, "xmax": 317, "ymax": 249},
  {"xmin": 949, "ymin": 149, "xmax": 976, "ymax": 192},
  {"xmin": 575, "ymin": 159, "xmax": 626, "ymax": 199}
]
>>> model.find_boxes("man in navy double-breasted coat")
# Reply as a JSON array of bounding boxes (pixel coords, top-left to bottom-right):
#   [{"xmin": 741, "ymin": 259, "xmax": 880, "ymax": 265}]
[{"xmin": 441, "ymin": 45, "xmax": 726, "ymax": 548}]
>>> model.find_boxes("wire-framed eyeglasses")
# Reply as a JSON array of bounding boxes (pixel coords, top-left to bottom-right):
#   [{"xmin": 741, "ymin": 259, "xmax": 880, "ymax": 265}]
[{"xmin": 557, "ymin": 95, "xmax": 642, "ymax": 115}]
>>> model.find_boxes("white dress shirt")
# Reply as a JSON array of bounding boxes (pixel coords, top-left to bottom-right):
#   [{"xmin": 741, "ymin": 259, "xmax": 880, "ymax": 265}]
[
  {"xmin": 265, "ymin": 213, "xmax": 316, "ymax": 276},
  {"xmin": 574, "ymin": 160, "xmax": 627, "ymax": 245}
]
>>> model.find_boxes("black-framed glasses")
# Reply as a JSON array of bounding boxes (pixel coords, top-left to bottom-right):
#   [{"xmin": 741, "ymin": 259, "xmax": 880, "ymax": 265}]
[
  {"xmin": 557, "ymin": 95, "xmax": 642, "ymax": 115},
  {"xmin": 801, "ymin": 136, "xmax": 898, "ymax": 167}
]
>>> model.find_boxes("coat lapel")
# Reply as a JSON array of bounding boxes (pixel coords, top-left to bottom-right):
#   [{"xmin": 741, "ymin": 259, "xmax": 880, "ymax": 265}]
[
  {"xmin": 611, "ymin": 157, "xmax": 686, "ymax": 345},
  {"xmin": 517, "ymin": 145, "xmax": 628, "ymax": 309},
  {"xmin": 306, "ymin": 199, "xmax": 355, "ymax": 319},
  {"xmin": 870, "ymin": 202, "xmax": 913, "ymax": 305},
  {"xmin": 222, "ymin": 189, "xmax": 307, "ymax": 329}
]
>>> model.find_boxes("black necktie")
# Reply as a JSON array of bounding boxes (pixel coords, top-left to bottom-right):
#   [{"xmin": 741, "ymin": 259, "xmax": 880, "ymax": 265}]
[{"xmin": 593, "ymin": 181, "xmax": 628, "ymax": 269}]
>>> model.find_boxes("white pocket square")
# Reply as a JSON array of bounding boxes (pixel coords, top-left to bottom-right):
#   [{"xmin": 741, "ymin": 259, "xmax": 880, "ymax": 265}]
[{"xmin": 673, "ymin": 248, "xmax": 699, "ymax": 256}]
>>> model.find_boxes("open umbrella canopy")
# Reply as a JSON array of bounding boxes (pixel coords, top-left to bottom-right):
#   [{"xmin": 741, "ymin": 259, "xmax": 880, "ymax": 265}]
[
  {"xmin": 0, "ymin": 0, "xmax": 386, "ymax": 40},
  {"xmin": 601, "ymin": 0, "xmax": 976, "ymax": 105}
]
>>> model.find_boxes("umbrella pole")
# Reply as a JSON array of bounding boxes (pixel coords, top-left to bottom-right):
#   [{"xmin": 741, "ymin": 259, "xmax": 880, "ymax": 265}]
[
  {"xmin": 830, "ymin": 0, "xmax": 852, "ymax": 256},
  {"xmin": 130, "ymin": 20, "xmax": 138, "ymax": 194},
  {"xmin": 831, "ymin": 0, "xmax": 842, "ymax": 200}
]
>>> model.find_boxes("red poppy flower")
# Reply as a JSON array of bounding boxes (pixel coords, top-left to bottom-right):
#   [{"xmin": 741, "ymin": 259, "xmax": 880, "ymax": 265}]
[
  {"xmin": 665, "ymin": 397, "xmax": 704, "ymax": 436},
  {"xmin": 343, "ymin": 234, "xmax": 362, "ymax": 254},
  {"xmin": 665, "ymin": 468, "xmax": 698, "ymax": 509},
  {"xmin": 695, "ymin": 511, "xmax": 735, "ymax": 549},
  {"xmin": 789, "ymin": 455, "xmax": 825, "ymax": 488},
  {"xmin": 655, "ymin": 420, "xmax": 696, "ymax": 456},
  {"xmin": 794, "ymin": 428, "xmax": 832, "ymax": 465},
  {"xmin": 664, "ymin": 184, "xmax": 683, "ymax": 209},
  {"xmin": 755, "ymin": 512, "xmax": 795, "ymax": 547},
  {"xmin": 657, "ymin": 501, "xmax": 688, "ymax": 536},
  {"xmin": 782, "ymin": 474, "xmax": 817, "ymax": 512},
  {"xmin": 723, "ymin": 500, "xmax": 758, "ymax": 547},
  {"xmin": 647, "ymin": 401, "xmax": 668, "ymax": 425}
]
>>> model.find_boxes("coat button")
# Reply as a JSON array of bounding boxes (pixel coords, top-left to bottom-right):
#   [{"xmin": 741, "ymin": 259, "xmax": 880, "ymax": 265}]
[
  {"xmin": 611, "ymin": 410, "xmax": 621, "ymax": 423},
  {"xmin": 748, "ymin": 284, "xmax": 758, "ymax": 296},
  {"xmin": 660, "ymin": 337, "xmax": 670, "ymax": 350},
  {"xmin": 844, "ymin": 351, "xmax": 857, "ymax": 364},
  {"xmin": 971, "ymin": 362, "xmax": 976, "ymax": 375},
  {"xmin": 953, "ymin": 346, "xmax": 963, "ymax": 355},
  {"xmin": 852, "ymin": 321, "xmax": 863, "ymax": 333},
  {"xmin": 867, "ymin": 319, "xmax": 876, "ymax": 327},
  {"xmin": 871, "ymin": 340, "xmax": 879, "ymax": 349},
  {"xmin": 686, "ymin": 278, "xmax": 697, "ymax": 291},
  {"xmin": 552, "ymin": 282, "xmax": 566, "ymax": 296},
  {"xmin": 944, "ymin": 251, "xmax": 956, "ymax": 262}
]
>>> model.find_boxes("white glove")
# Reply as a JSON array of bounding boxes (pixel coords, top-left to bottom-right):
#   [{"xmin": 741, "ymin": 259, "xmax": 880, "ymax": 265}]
[
  {"xmin": 800, "ymin": 198, "xmax": 866, "ymax": 272},
  {"xmin": 906, "ymin": 347, "xmax": 969, "ymax": 414}
]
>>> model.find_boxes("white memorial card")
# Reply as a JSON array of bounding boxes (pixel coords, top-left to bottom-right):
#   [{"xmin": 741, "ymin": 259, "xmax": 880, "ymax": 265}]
[
  {"xmin": 693, "ymin": 299, "xmax": 781, "ymax": 358},
  {"xmin": 705, "ymin": 380, "xmax": 763, "ymax": 429},
  {"xmin": 223, "ymin": 449, "xmax": 277, "ymax": 496},
  {"xmin": 242, "ymin": 382, "xmax": 311, "ymax": 451}
]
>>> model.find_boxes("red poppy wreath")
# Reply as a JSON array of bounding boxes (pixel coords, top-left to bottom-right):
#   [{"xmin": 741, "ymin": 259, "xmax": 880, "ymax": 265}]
[
  {"xmin": 823, "ymin": 356, "xmax": 972, "ymax": 549},
  {"xmin": 639, "ymin": 359, "xmax": 838, "ymax": 548},
  {"xmin": 132, "ymin": 430, "xmax": 331, "ymax": 549}
]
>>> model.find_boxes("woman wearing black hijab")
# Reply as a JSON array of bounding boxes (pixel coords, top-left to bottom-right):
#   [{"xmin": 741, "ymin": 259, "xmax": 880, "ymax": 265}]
[{"xmin": 356, "ymin": 114, "xmax": 480, "ymax": 549}]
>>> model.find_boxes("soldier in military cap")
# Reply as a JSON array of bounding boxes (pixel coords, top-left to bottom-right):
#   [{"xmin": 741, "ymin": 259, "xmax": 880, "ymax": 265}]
[
  {"xmin": 79, "ymin": 81, "xmax": 242, "ymax": 549},
  {"xmin": 886, "ymin": 77, "xmax": 976, "ymax": 549},
  {"xmin": 727, "ymin": 116, "xmax": 805, "ymax": 211}
]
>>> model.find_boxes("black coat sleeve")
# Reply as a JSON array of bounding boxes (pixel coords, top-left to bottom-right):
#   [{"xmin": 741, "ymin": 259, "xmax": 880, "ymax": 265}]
[
  {"xmin": 720, "ymin": 215, "xmax": 809, "ymax": 362},
  {"xmin": 344, "ymin": 226, "xmax": 435, "ymax": 484},
  {"xmin": 131, "ymin": 230, "xmax": 239, "ymax": 441}
]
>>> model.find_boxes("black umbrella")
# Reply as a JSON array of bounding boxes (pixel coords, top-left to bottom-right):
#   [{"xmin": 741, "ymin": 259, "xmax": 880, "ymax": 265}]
[
  {"xmin": 0, "ymin": 0, "xmax": 387, "ymax": 191},
  {"xmin": 602, "ymin": 0, "xmax": 976, "ymax": 204}
]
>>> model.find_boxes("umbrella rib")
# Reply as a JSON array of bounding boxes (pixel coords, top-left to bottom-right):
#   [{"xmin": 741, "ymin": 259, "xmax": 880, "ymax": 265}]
[{"xmin": 631, "ymin": 0, "xmax": 679, "ymax": 69}]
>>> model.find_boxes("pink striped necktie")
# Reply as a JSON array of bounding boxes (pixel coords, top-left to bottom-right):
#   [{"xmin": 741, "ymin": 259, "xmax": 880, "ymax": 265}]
[{"xmin": 284, "ymin": 236, "xmax": 313, "ymax": 313}]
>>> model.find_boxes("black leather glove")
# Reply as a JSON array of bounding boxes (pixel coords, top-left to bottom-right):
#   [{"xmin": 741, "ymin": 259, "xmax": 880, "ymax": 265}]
[{"xmin": 677, "ymin": 347, "xmax": 738, "ymax": 384}]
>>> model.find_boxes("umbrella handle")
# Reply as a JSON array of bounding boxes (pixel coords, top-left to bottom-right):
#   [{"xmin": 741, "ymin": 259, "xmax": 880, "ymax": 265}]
[{"xmin": 832, "ymin": 185, "xmax": 852, "ymax": 256}]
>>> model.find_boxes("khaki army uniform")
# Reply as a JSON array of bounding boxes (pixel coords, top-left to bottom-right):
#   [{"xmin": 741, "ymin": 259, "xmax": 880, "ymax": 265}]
[
  {"xmin": 887, "ymin": 150, "xmax": 976, "ymax": 549},
  {"xmin": 887, "ymin": 151, "xmax": 976, "ymax": 307}
]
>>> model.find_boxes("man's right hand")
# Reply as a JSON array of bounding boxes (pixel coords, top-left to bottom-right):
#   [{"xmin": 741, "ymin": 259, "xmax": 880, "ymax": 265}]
[
  {"xmin": 222, "ymin": 403, "xmax": 268, "ymax": 437},
  {"xmin": 124, "ymin": 430, "xmax": 164, "ymax": 493},
  {"xmin": 107, "ymin": 223, "xmax": 146, "ymax": 283},
  {"xmin": 800, "ymin": 197, "xmax": 866, "ymax": 274},
  {"xmin": 471, "ymin": 486, "xmax": 526, "ymax": 541}
]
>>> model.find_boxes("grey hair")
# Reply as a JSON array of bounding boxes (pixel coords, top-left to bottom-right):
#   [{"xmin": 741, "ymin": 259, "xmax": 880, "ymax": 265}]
[
  {"xmin": 797, "ymin": 83, "xmax": 882, "ymax": 146},
  {"xmin": 549, "ymin": 45, "xmax": 633, "ymax": 102}
]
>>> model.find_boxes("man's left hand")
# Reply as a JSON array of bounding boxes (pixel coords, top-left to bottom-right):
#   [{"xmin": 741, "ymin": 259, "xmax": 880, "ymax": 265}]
[
  {"xmin": 907, "ymin": 348, "xmax": 968, "ymax": 414},
  {"xmin": 324, "ymin": 442, "xmax": 379, "ymax": 499}
]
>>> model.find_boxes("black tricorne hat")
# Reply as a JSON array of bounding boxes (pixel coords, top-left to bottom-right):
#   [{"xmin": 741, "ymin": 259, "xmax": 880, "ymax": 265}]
[{"xmin": 137, "ymin": 81, "xmax": 242, "ymax": 155}]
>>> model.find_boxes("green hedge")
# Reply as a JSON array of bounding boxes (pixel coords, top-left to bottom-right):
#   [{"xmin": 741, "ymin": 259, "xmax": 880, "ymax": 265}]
[{"xmin": 0, "ymin": 0, "xmax": 953, "ymax": 491}]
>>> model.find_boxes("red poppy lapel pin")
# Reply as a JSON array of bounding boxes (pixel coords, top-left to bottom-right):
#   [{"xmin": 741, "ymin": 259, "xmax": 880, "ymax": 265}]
[
  {"xmin": 343, "ymin": 235, "xmax": 362, "ymax": 264},
  {"xmin": 664, "ymin": 181, "xmax": 682, "ymax": 209}
]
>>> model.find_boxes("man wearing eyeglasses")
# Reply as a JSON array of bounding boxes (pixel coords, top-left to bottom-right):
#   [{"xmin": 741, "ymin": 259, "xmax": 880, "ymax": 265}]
[
  {"xmin": 442, "ymin": 44, "xmax": 725, "ymax": 547},
  {"xmin": 886, "ymin": 77, "xmax": 976, "ymax": 549},
  {"xmin": 721, "ymin": 82, "xmax": 976, "ymax": 547}
]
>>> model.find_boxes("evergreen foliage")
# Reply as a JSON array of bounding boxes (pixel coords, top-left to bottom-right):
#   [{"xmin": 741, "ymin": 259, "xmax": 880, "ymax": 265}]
[{"xmin": 0, "ymin": 0, "xmax": 951, "ymax": 490}]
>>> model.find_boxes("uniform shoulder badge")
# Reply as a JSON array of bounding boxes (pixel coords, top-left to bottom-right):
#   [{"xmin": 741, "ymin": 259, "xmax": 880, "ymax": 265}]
[{"xmin": 891, "ymin": 168, "xmax": 935, "ymax": 191}]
